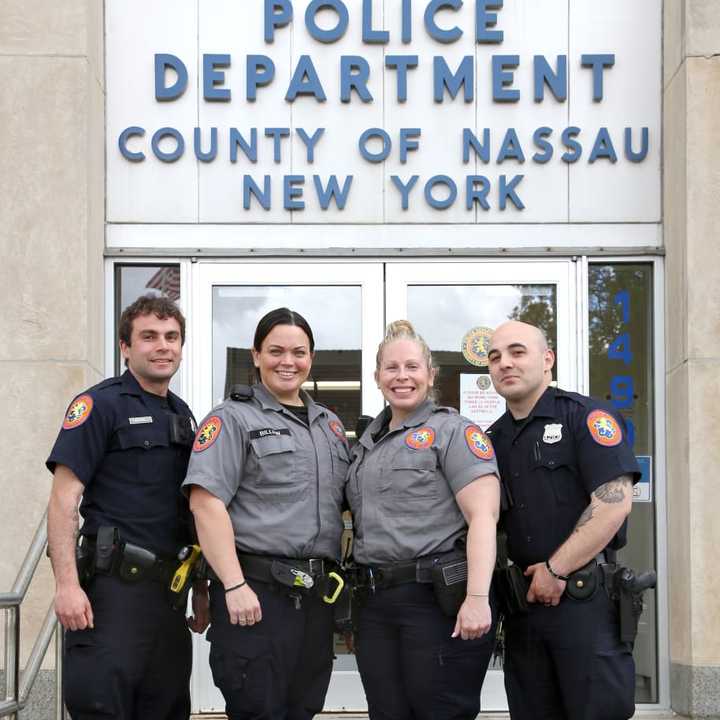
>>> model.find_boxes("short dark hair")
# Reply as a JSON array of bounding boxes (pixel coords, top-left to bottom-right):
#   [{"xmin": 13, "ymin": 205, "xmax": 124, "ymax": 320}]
[
  {"xmin": 119, "ymin": 294, "xmax": 186, "ymax": 346},
  {"xmin": 253, "ymin": 308, "xmax": 315, "ymax": 353}
]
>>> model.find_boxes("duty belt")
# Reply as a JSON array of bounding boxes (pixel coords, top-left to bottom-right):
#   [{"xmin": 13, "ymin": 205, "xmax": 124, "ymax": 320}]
[
  {"xmin": 208, "ymin": 553, "xmax": 345, "ymax": 605},
  {"xmin": 352, "ymin": 552, "xmax": 454, "ymax": 592},
  {"xmin": 78, "ymin": 532, "xmax": 179, "ymax": 585},
  {"xmin": 238, "ymin": 553, "xmax": 334, "ymax": 588}
]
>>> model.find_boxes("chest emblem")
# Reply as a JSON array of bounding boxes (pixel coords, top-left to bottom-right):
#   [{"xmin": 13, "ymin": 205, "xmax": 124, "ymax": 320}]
[
  {"xmin": 405, "ymin": 427, "xmax": 435, "ymax": 450},
  {"xmin": 329, "ymin": 420, "xmax": 347, "ymax": 443},
  {"xmin": 543, "ymin": 423, "xmax": 563, "ymax": 444},
  {"xmin": 465, "ymin": 425, "xmax": 495, "ymax": 460},
  {"xmin": 586, "ymin": 410, "xmax": 622, "ymax": 447},
  {"xmin": 63, "ymin": 394, "xmax": 94, "ymax": 430},
  {"xmin": 193, "ymin": 416, "xmax": 223, "ymax": 452}
]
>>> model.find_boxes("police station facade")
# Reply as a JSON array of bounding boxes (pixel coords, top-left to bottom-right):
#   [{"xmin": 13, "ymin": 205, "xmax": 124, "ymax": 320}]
[{"xmin": 3, "ymin": 1, "xmax": 719, "ymax": 717}]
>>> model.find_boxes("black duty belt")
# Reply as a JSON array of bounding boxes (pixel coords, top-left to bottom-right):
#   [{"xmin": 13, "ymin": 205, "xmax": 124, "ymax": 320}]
[
  {"xmin": 352, "ymin": 552, "xmax": 454, "ymax": 592},
  {"xmin": 79, "ymin": 534, "xmax": 179, "ymax": 585},
  {"xmin": 237, "ymin": 553, "xmax": 335, "ymax": 587}
]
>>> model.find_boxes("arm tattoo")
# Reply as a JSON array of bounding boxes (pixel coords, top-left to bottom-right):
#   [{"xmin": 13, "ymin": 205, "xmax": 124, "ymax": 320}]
[
  {"xmin": 574, "ymin": 504, "xmax": 594, "ymax": 532},
  {"xmin": 594, "ymin": 476, "xmax": 632, "ymax": 504}
]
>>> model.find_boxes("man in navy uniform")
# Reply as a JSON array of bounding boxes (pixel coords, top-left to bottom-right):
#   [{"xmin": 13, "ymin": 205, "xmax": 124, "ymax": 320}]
[
  {"xmin": 487, "ymin": 320, "xmax": 640, "ymax": 720},
  {"xmin": 46, "ymin": 295, "xmax": 208, "ymax": 720}
]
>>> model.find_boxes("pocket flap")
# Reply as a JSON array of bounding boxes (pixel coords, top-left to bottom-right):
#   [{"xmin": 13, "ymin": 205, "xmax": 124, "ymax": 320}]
[{"xmin": 250, "ymin": 434, "xmax": 295, "ymax": 457}]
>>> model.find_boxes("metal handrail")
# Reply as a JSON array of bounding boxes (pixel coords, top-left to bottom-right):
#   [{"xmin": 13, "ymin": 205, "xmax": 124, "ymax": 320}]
[{"xmin": 0, "ymin": 509, "xmax": 64, "ymax": 719}]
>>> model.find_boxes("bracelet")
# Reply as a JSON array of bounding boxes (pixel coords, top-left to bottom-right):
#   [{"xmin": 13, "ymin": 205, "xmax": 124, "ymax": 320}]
[
  {"xmin": 224, "ymin": 581, "xmax": 247, "ymax": 594},
  {"xmin": 467, "ymin": 593, "xmax": 489, "ymax": 598},
  {"xmin": 545, "ymin": 559, "xmax": 569, "ymax": 582}
]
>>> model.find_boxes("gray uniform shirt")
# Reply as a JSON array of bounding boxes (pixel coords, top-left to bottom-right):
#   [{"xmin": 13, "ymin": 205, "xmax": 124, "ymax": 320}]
[
  {"xmin": 182, "ymin": 384, "xmax": 350, "ymax": 561},
  {"xmin": 347, "ymin": 400, "xmax": 499, "ymax": 565}
]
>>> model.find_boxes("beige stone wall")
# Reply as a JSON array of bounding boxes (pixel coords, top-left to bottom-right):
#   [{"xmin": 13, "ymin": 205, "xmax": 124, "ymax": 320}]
[
  {"xmin": 664, "ymin": 1, "xmax": 720, "ymax": 716},
  {"xmin": 0, "ymin": 0, "xmax": 105, "ymax": 680}
]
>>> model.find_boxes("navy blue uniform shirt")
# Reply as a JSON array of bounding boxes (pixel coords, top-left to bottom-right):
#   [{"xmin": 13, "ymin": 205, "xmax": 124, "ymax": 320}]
[
  {"xmin": 487, "ymin": 387, "xmax": 640, "ymax": 569},
  {"xmin": 47, "ymin": 370, "xmax": 196, "ymax": 558}
]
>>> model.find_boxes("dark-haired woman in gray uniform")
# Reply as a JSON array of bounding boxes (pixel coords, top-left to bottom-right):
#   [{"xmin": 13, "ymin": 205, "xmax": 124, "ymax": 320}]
[
  {"xmin": 183, "ymin": 308, "xmax": 350, "ymax": 720},
  {"xmin": 347, "ymin": 320, "xmax": 500, "ymax": 720}
]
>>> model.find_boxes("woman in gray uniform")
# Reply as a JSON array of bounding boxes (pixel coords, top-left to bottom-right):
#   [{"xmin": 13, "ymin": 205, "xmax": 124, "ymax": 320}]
[
  {"xmin": 347, "ymin": 320, "xmax": 500, "ymax": 720},
  {"xmin": 183, "ymin": 308, "xmax": 350, "ymax": 720}
]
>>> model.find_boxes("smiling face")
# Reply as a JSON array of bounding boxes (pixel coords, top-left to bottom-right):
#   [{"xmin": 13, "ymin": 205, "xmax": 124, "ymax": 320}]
[
  {"xmin": 119, "ymin": 313, "xmax": 183, "ymax": 395},
  {"xmin": 376, "ymin": 339, "xmax": 435, "ymax": 423},
  {"xmin": 487, "ymin": 320, "xmax": 555, "ymax": 417},
  {"xmin": 251, "ymin": 324, "xmax": 313, "ymax": 405}
]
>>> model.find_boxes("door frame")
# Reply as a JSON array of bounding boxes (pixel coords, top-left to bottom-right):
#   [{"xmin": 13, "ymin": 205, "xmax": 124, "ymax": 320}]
[{"xmin": 105, "ymin": 256, "xmax": 672, "ymax": 714}]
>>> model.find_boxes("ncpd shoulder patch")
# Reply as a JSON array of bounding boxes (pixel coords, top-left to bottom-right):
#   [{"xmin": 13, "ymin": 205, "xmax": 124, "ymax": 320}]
[
  {"xmin": 586, "ymin": 410, "xmax": 622, "ymax": 447},
  {"xmin": 63, "ymin": 394, "xmax": 94, "ymax": 430},
  {"xmin": 405, "ymin": 427, "xmax": 435, "ymax": 450},
  {"xmin": 329, "ymin": 420, "xmax": 347, "ymax": 443},
  {"xmin": 193, "ymin": 416, "xmax": 223, "ymax": 452},
  {"xmin": 465, "ymin": 425, "xmax": 494, "ymax": 460}
]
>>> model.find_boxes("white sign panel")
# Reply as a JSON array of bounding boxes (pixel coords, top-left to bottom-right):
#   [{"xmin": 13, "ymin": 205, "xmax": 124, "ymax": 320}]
[
  {"xmin": 106, "ymin": 0, "xmax": 661, "ymax": 226},
  {"xmin": 459, "ymin": 373, "xmax": 505, "ymax": 430}
]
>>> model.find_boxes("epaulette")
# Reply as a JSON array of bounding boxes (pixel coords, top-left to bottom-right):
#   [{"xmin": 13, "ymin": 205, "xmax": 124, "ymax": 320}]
[
  {"xmin": 554, "ymin": 388, "xmax": 589, "ymax": 407},
  {"xmin": 93, "ymin": 376, "xmax": 123, "ymax": 392},
  {"xmin": 228, "ymin": 384, "xmax": 253, "ymax": 401},
  {"xmin": 436, "ymin": 405, "xmax": 457, "ymax": 415}
]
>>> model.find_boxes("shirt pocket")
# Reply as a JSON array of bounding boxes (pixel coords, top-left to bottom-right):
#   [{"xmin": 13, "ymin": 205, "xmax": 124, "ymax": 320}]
[
  {"xmin": 533, "ymin": 445, "xmax": 576, "ymax": 506},
  {"xmin": 114, "ymin": 424, "xmax": 172, "ymax": 484},
  {"xmin": 388, "ymin": 450, "xmax": 439, "ymax": 501},
  {"xmin": 249, "ymin": 434, "xmax": 302, "ymax": 500}
]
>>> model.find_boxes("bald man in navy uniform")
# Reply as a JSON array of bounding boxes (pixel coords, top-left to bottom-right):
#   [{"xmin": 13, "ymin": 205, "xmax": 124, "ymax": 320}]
[{"xmin": 487, "ymin": 321, "xmax": 640, "ymax": 720}]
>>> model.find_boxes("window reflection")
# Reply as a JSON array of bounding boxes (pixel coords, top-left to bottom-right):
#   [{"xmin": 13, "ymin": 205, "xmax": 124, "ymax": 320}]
[
  {"xmin": 212, "ymin": 286, "xmax": 362, "ymax": 432},
  {"xmin": 589, "ymin": 263, "xmax": 656, "ymax": 703},
  {"xmin": 406, "ymin": 284, "xmax": 557, "ymax": 414}
]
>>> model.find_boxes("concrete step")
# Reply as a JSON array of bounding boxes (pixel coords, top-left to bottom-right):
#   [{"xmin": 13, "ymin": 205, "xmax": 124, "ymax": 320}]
[{"xmin": 192, "ymin": 713, "xmax": 679, "ymax": 719}]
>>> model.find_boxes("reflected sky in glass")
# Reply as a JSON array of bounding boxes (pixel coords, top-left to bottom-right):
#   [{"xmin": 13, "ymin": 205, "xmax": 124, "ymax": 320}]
[
  {"xmin": 213, "ymin": 286, "xmax": 362, "ymax": 401},
  {"xmin": 407, "ymin": 285, "xmax": 555, "ymax": 351}
]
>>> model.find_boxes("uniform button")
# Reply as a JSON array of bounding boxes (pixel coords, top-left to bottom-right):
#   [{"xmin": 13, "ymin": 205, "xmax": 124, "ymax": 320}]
[
  {"xmin": 519, "ymin": 503, "xmax": 525, "ymax": 509},
  {"xmin": 512, "ymin": 471, "xmax": 519, "ymax": 478},
  {"xmin": 144, "ymin": 440, "xmax": 151, "ymax": 448},
  {"xmin": 527, "ymin": 536, "xmax": 532, "ymax": 543},
  {"xmin": 548, "ymin": 460, "xmax": 555, "ymax": 466}
]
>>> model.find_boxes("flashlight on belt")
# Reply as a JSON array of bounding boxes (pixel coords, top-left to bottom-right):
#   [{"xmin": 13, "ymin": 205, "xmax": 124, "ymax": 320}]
[{"xmin": 170, "ymin": 544, "xmax": 202, "ymax": 594}]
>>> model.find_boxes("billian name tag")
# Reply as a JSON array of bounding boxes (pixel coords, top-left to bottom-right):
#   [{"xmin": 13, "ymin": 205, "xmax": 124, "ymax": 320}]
[{"xmin": 129, "ymin": 416, "xmax": 153, "ymax": 425}]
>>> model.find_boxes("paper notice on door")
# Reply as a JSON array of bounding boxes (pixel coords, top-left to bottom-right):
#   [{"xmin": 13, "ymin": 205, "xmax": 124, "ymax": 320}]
[{"xmin": 459, "ymin": 374, "xmax": 505, "ymax": 430}]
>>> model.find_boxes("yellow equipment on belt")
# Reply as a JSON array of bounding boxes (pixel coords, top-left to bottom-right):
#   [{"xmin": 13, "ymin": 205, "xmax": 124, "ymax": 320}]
[{"xmin": 170, "ymin": 544, "xmax": 202, "ymax": 594}]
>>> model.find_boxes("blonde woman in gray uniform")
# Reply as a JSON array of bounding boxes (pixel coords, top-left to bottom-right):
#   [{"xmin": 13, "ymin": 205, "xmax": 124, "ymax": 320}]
[
  {"xmin": 183, "ymin": 308, "xmax": 350, "ymax": 720},
  {"xmin": 347, "ymin": 320, "xmax": 500, "ymax": 720}
]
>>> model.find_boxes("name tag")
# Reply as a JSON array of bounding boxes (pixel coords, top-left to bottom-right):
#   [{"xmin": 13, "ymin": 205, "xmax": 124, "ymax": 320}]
[
  {"xmin": 129, "ymin": 416, "xmax": 153, "ymax": 425},
  {"xmin": 249, "ymin": 428, "xmax": 291, "ymax": 440}
]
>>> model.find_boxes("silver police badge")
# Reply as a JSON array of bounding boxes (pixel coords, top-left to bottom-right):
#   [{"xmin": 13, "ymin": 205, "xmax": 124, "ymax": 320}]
[{"xmin": 543, "ymin": 423, "xmax": 563, "ymax": 444}]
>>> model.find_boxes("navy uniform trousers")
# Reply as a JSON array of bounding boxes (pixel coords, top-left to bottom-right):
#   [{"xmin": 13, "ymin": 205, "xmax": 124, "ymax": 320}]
[
  {"xmin": 504, "ymin": 590, "xmax": 635, "ymax": 720},
  {"xmin": 355, "ymin": 583, "xmax": 497, "ymax": 720},
  {"xmin": 63, "ymin": 575, "xmax": 191, "ymax": 720},
  {"xmin": 207, "ymin": 579, "xmax": 335, "ymax": 720}
]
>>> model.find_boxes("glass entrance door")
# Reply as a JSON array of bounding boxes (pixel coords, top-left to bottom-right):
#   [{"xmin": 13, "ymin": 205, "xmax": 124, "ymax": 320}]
[{"xmin": 187, "ymin": 259, "xmax": 578, "ymax": 714}]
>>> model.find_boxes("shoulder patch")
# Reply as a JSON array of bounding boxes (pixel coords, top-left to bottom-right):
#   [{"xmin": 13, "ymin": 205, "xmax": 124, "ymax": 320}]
[
  {"xmin": 63, "ymin": 394, "xmax": 94, "ymax": 430},
  {"xmin": 405, "ymin": 426, "xmax": 435, "ymax": 450},
  {"xmin": 193, "ymin": 416, "xmax": 223, "ymax": 452},
  {"xmin": 586, "ymin": 410, "xmax": 622, "ymax": 447},
  {"xmin": 465, "ymin": 425, "xmax": 495, "ymax": 460},
  {"xmin": 329, "ymin": 420, "xmax": 347, "ymax": 443}
]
